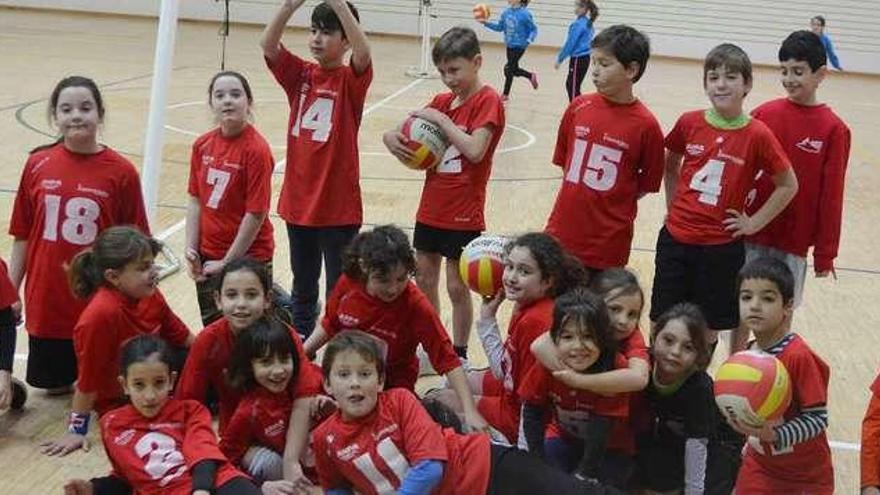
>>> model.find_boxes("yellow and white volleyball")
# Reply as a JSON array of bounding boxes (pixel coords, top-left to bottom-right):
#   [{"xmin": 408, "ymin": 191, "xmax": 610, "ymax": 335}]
[
  {"xmin": 459, "ymin": 235, "xmax": 508, "ymax": 297},
  {"xmin": 714, "ymin": 350, "xmax": 792, "ymax": 428},
  {"xmin": 400, "ymin": 116, "xmax": 449, "ymax": 170}
]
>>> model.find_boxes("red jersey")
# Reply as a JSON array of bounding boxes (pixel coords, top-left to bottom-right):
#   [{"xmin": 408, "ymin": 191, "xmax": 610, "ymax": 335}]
[
  {"xmin": 863, "ymin": 372, "xmax": 880, "ymax": 488},
  {"xmin": 74, "ymin": 287, "xmax": 190, "ymax": 415},
  {"xmin": 321, "ymin": 275, "xmax": 460, "ymax": 390},
  {"xmin": 266, "ymin": 46, "xmax": 373, "ymax": 226},
  {"xmin": 416, "ymin": 85, "xmax": 505, "ymax": 231},
  {"xmin": 313, "ymin": 388, "xmax": 491, "ymax": 495},
  {"xmin": 9, "ymin": 143, "xmax": 149, "ymax": 339},
  {"xmin": 747, "ymin": 98, "xmax": 851, "ymax": 272},
  {"xmin": 0, "ymin": 259, "xmax": 18, "ymax": 309},
  {"xmin": 620, "ymin": 327, "xmax": 649, "ymax": 362},
  {"xmin": 188, "ymin": 125, "xmax": 274, "ymax": 261},
  {"xmin": 546, "ymin": 93, "xmax": 665, "ymax": 268},
  {"xmin": 100, "ymin": 400, "xmax": 244, "ymax": 495},
  {"xmin": 519, "ymin": 353, "xmax": 629, "ymax": 440},
  {"xmin": 220, "ymin": 387, "xmax": 292, "ymax": 465},
  {"xmin": 737, "ymin": 333, "xmax": 833, "ymax": 492},
  {"xmin": 606, "ymin": 328, "xmax": 649, "ymax": 454},
  {"xmin": 664, "ymin": 111, "xmax": 791, "ymax": 245},
  {"xmin": 176, "ymin": 318, "xmax": 321, "ymax": 433}
]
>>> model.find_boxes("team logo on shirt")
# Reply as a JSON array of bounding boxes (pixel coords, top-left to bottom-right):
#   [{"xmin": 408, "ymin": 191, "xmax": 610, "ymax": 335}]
[
  {"xmin": 77, "ymin": 184, "xmax": 109, "ymax": 198},
  {"xmin": 41, "ymin": 179, "xmax": 62, "ymax": 190},
  {"xmin": 335, "ymin": 442, "xmax": 362, "ymax": 461},
  {"xmin": 685, "ymin": 144, "xmax": 705, "ymax": 156},
  {"xmin": 603, "ymin": 133, "xmax": 630, "ymax": 150},
  {"xmin": 372, "ymin": 423, "xmax": 399, "ymax": 441},
  {"xmin": 717, "ymin": 150, "xmax": 745, "ymax": 166},
  {"xmin": 114, "ymin": 429, "xmax": 136, "ymax": 446},
  {"xmin": 795, "ymin": 137, "xmax": 824, "ymax": 154},
  {"xmin": 264, "ymin": 419, "xmax": 286, "ymax": 438},
  {"xmin": 222, "ymin": 161, "xmax": 241, "ymax": 170},
  {"xmin": 339, "ymin": 313, "xmax": 360, "ymax": 327},
  {"xmin": 201, "ymin": 154, "xmax": 215, "ymax": 166},
  {"xmin": 574, "ymin": 126, "xmax": 590, "ymax": 139}
]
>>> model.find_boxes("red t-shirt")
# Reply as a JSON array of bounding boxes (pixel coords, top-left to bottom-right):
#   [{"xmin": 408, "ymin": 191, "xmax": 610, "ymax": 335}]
[
  {"xmin": 519, "ymin": 353, "xmax": 629, "ymax": 440},
  {"xmin": 220, "ymin": 386, "xmax": 292, "ymax": 465},
  {"xmin": 664, "ymin": 111, "xmax": 791, "ymax": 245},
  {"xmin": 188, "ymin": 125, "xmax": 274, "ymax": 261},
  {"xmin": 74, "ymin": 287, "xmax": 190, "ymax": 415},
  {"xmin": 747, "ymin": 98, "xmax": 851, "ymax": 272},
  {"xmin": 321, "ymin": 275, "xmax": 460, "ymax": 390},
  {"xmin": 605, "ymin": 328, "xmax": 650, "ymax": 454},
  {"xmin": 176, "ymin": 318, "xmax": 321, "ymax": 433},
  {"xmin": 9, "ymin": 144, "xmax": 150, "ymax": 339},
  {"xmin": 416, "ymin": 85, "xmax": 505, "ymax": 231},
  {"xmin": 0, "ymin": 259, "xmax": 18, "ymax": 309},
  {"xmin": 738, "ymin": 334, "xmax": 833, "ymax": 492},
  {"xmin": 620, "ymin": 326, "xmax": 649, "ymax": 362},
  {"xmin": 100, "ymin": 400, "xmax": 244, "ymax": 495},
  {"xmin": 546, "ymin": 93, "xmax": 665, "ymax": 268},
  {"xmin": 313, "ymin": 388, "xmax": 491, "ymax": 495},
  {"xmin": 265, "ymin": 46, "xmax": 373, "ymax": 226}
]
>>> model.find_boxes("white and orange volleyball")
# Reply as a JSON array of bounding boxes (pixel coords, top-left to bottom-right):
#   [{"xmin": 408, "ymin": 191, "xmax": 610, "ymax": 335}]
[
  {"xmin": 399, "ymin": 116, "xmax": 448, "ymax": 170},
  {"xmin": 472, "ymin": 3, "xmax": 491, "ymax": 22},
  {"xmin": 714, "ymin": 350, "xmax": 792, "ymax": 428},
  {"xmin": 459, "ymin": 235, "xmax": 508, "ymax": 298}
]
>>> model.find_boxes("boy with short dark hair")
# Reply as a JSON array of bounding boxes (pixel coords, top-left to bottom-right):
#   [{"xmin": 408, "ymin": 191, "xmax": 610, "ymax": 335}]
[
  {"xmin": 745, "ymin": 30, "xmax": 851, "ymax": 307},
  {"xmin": 730, "ymin": 257, "xmax": 833, "ymax": 493},
  {"xmin": 383, "ymin": 26, "xmax": 505, "ymax": 360},
  {"xmin": 260, "ymin": 0, "xmax": 373, "ymax": 338},
  {"xmin": 651, "ymin": 43, "xmax": 799, "ymax": 353},
  {"xmin": 545, "ymin": 24, "xmax": 665, "ymax": 273}
]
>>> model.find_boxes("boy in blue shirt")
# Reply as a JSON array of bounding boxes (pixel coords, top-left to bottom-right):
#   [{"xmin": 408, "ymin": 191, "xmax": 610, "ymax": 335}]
[{"xmin": 481, "ymin": 0, "xmax": 538, "ymax": 101}]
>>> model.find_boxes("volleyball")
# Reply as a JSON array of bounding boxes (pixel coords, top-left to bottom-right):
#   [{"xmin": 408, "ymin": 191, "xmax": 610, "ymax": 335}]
[
  {"xmin": 472, "ymin": 4, "xmax": 490, "ymax": 21},
  {"xmin": 400, "ymin": 116, "xmax": 448, "ymax": 170},
  {"xmin": 714, "ymin": 350, "xmax": 792, "ymax": 428},
  {"xmin": 459, "ymin": 235, "xmax": 508, "ymax": 298}
]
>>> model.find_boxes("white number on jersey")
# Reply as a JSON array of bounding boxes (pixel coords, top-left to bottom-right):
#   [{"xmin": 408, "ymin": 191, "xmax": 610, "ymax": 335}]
[
  {"xmin": 205, "ymin": 167, "xmax": 231, "ymax": 209},
  {"xmin": 564, "ymin": 139, "xmax": 622, "ymax": 191},
  {"xmin": 748, "ymin": 435, "xmax": 794, "ymax": 456},
  {"xmin": 134, "ymin": 432, "xmax": 187, "ymax": 487},
  {"xmin": 350, "ymin": 437, "xmax": 410, "ymax": 495},
  {"xmin": 42, "ymin": 194, "xmax": 101, "ymax": 245},
  {"xmin": 689, "ymin": 159, "xmax": 725, "ymax": 206},
  {"xmin": 436, "ymin": 144, "xmax": 463, "ymax": 174},
  {"xmin": 292, "ymin": 96, "xmax": 334, "ymax": 143}
]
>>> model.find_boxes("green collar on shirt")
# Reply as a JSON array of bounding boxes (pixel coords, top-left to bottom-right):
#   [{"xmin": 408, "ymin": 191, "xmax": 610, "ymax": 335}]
[
  {"xmin": 652, "ymin": 368, "xmax": 692, "ymax": 396},
  {"xmin": 704, "ymin": 108, "xmax": 750, "ymax": 130}
]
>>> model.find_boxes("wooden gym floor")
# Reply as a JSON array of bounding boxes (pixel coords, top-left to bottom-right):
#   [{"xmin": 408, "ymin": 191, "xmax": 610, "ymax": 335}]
[{"xmin": 0, "ymin": 7, "xmax": 878, "ymax": 493}]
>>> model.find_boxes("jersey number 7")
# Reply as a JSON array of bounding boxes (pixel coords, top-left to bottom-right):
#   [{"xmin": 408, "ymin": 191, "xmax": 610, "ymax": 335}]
[{"xmin": 564, "ymin": 138, "xmax": 622, "ymax": 191}]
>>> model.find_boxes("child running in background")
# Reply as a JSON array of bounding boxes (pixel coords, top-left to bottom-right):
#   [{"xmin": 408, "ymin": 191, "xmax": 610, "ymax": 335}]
[
  {"xmin": 185, "ymin": 71, "xmax": 275, "ymax": 326},
  {"xmin": 313, "ymin": 330, "xmax": 620, "ymax": 495},
  {"xmin": 303, "ymin": 225, "xmax": 488, "ymax": 433},
  {"xmin": 8, "ymin": 75, "xmax": 149, "ymax": 395},
  {"xmin": 383, "ymin": 26, "xmax": 505, "ymax": 360},
  {"xmin": 481, "ymin": 0, "xmax": 538, "ymax": 100},
  {"xmin": 41, "ymin": 226, "xmax": 193, "ymax": 457},
  {"xmin": 0, "ymin": 258, "xmax": 25, "ymax": 411},
  {"xmin": 810, "ymin": 16, "xmax": 843, "ymax": 71},
  {"xmin": 260, "ymin": 0, "xmax": 373, "ymax": 339},
  {"xmin": 731, "ymin": 257, "xmax": 833, "ymax": 493},
  {"xmin": 555, "ymin": 0, "xmax": 599, "ymax": 101},
  {"xmin": 63, "ymin": 335, "xmax": 261, "ymax": 495},
  {"xmin": 637, "ymin": 303, "xmax": 743, "ymax": 494},
  {"xmin": 519, "ymin": 289, "xmax": 628, "ymax": 483}
]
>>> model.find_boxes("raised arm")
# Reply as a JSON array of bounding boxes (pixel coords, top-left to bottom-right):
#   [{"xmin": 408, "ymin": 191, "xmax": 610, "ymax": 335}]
[
  {"xmin": 326, "ymin": 0, "xmax": 371, "ymax": 74},
  {"xmin": 260, "ymin": 0, "xmax": 306, "ymax": 62}
]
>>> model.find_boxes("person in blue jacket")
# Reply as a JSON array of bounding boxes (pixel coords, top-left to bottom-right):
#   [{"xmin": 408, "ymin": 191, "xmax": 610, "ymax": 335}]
[
  {"xmin": 555, "ymin": 0, "xmax": 599, "ymax": 101},
  {"xmin": 810, "ymin": 15, "xmax": 843, "ymax": 71},
  {"xmin": 481, "ymin": 0, "xmax": 538, "ymax": 100}
]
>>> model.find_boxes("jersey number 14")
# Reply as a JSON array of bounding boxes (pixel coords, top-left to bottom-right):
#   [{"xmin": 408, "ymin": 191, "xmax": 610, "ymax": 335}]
[{"xmin": 292, "ymin": 96, "xmax": 334, "ymax": 143}]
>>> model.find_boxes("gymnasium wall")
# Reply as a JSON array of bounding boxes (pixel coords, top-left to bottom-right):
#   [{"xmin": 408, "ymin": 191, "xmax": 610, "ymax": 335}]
[{"xmin": 2, "ymin": 0, "xmax": 878, "ymax": 74}]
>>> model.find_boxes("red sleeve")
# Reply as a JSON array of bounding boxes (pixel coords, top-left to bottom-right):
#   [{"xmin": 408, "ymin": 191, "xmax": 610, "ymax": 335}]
[
  {"xmin": 156, "ymin": 292, "xmax": 190, "ymax": 347},
  {"xmin": 182, "ymin": 401, "xmax": 228, "ymax": 467},
  {"xmin": 517, "ymin": 362, "xmax": 551, "ymax": 405},
  {"xmin": 512, "ymin": 313, "xmax": 547, "ymax": 387},
  {"xmin": 74, "ymin": 307, "xmax": 120, "ymax": 394},
  {"xmin": 219, "ymin": 399, "xmax": 256, "ymax": 465},
  {"xmin": 175, "ymin": 334, "xmax": 213, "ymax": 403},
  {"xmin": 813, "ymin": 122, "xmax": 851, "ymax": 273},
  {"xmin": 321, "ymin": 275, "xmax": 351, "ymax": 337},
  {"xmin": 664, "ymin": 114, "xmax": 687, "ymax": 154},
  {"xmin": 118, "ymin": 162, "xmax": 151, "ymax": 235},
  {"xmin": 594, "ymin": 354, "xmax": 630, "ymax": 418},
  {"xmin": 243, "ymin": 133, "xmax": 274, "ymax": 214},
  {"xmin": 863, "ymin": 382, "xmax": 880, "ymax": 488},
  {"xmin": 788, "ymin": 347, "xmax": 829, "ymax": 410},
  {"xmin": 99, "ymin": 413, "xmax": 132, "ymax": 482},
  {"xmin": 265, "ymin": 45, "xmax": 306, "ymax": 103},
  {"xmin": 469, "ymin": 90, "xmax": 503, "ymax": 135},
  {"xmin": 636, "ymin": 117, "xmax": 667, "ymax": 194},
  {"xmin": 757, "ymin": 125, "xmax": 791, "ymax": 178},
  {"xmin": 552, "ymin": 100, "xmax": 575, "ymax": 167},
  {"xmin": 0, "ymin": 259, "xmax": 18, "ymax": 309},
  {"xmin": 9, "ymin": 156, "xmax": 36, "ymax": 238},
  {"xmin": 621, "ymin": 328, "xmax": 649, "ymax": 362},
  {"xmin": 346, "ymin": 61, "xmax": 373, "ymax": 104},
  {"xmin": 393, "ymin": 390, "xmax": 449, "ymax": 464},
  {"xmin": 188, "ymin": 137, "xmax": 203, "ymax": 198},
  {"xmin": 411, "ymin": 290, "xmax": 460, "ymax": 376},
  {"xmin": 313, "ymin": 422, "xmax": 349, "ymax": 490}
]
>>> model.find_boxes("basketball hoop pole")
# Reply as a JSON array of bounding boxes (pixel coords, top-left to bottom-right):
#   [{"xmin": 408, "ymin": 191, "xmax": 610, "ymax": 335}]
[{"xmin": 406, "ymin": 0, "xmax": 438, "ymax": 79}]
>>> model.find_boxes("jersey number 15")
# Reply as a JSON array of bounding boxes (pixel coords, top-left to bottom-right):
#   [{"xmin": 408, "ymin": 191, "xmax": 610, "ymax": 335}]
[{"xmin": 565, "ymin": 139, "xmax": 622, "ymax": 191}]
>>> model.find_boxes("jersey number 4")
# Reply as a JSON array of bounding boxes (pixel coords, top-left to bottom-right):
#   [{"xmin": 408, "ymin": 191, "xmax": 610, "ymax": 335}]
[
  {"xmin": 689, "ymin": 159, "xmax": 725, "ymax": 206},
  {"xmin": 42, "ymin": 194, "xmax": 100, "ymax": 245},
  {"xmin": 565, "ymin": 139, "xmax": 622, "ymax": 191},
  {"xmin": 292, "ymin": 96, "xmax": 334, "ymax": 143}
]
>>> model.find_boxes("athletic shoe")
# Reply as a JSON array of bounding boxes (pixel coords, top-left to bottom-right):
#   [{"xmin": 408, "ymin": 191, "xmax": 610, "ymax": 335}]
[
  {"xmin": 530, "ymin": 72, "xmax": 539, "ymax": 90},
  {"xmin": 11, "ymin": 377, "xmax": 27, "ymax": 410}
]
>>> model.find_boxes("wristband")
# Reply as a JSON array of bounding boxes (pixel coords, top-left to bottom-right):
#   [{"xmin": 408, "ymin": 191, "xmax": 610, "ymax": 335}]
[{"xmin": 68, "ymin": 411, "xmax": 90, "ymax": 435}]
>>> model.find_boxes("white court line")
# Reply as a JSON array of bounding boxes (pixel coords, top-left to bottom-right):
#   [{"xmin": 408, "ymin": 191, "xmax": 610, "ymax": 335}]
[{"xmin": 156, "ymin": 218, "xmax": 186, "ymax": 241}]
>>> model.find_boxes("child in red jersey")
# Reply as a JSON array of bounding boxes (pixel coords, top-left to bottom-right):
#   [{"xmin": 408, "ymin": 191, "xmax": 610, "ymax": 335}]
[
  {"xmin": 745, "ymin": 30, "xmax": 851, "ymax": 308},
  {"xmin": 177, "ymin": 258, "xmax": 320, "ymax": 433},
  {"xmin": 314, "ymin": 330, "xmax": 618, "ymax": 495},
  {"xmin": 0, "ymin": 258, "xmax": 25, "ymax": 411},
  {"xmin": 8, "ymin": 76, "xmax": 149, "ymax": 393},
  {"xmin": 520, "ymin": 289, "xmax": 628, "ymax": 482},
  {"xmin": 185, "ymin": 71, "xmax": 275, "ymax": 326},
  {"xmin": 303, "ymin": 225, "xmax": 488, "ymax": 433},
  {"xmin": 730, "ymin": 257, "xmax": 832, "ymax": 493},
  {"xmin": 383, "ymin": 26, "xmax": 505, "ymax": 361},
  {"xmin": 862, "ymin": 371, "xmax": 880, "ymax": 494},
  {"xmin": 41, "ymin": 226, "xmax": 194, "ymax": 457},
  {"xmin": 651, "ymin": 43, "xmax": 798, "ymax": 353},
  {"xmin": 63, "ymin": 335, "xmax": 260, "ymax": 495},
  {"xmin": 545, "ymin": 25, "xmax": 665, "ymax": 273},
  {"xmin": 260, "ymin": 0, "xmax": 372, "ymax": 339}
]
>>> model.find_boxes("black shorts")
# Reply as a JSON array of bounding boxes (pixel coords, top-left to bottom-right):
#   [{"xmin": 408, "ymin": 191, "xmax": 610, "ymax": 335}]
[
  {"xmin": 27, "ymin": 335, "xmax": 77, "ymax": 389},
  {"xmin": 650, "ymin": 226, "xmax": 744, "ymax": 330},
  {"xmin": 413, "ymin": 222, "xmax": 481, "ymax": 260}
]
